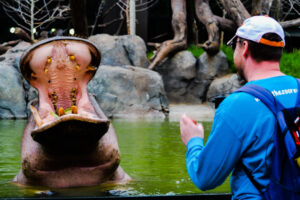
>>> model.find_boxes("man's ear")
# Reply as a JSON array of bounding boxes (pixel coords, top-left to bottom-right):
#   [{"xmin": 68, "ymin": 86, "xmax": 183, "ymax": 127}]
[{"xmin": 242, "ymin": 41, "xmax": 249, "ymax": 58}]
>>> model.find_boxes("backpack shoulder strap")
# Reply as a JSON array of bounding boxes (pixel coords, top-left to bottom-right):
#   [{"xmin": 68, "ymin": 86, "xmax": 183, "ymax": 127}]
[
  {"xmin": 235, "ymin": 78, "xmax": 300, "ymax": 160},
  {"xmin": 234, "ymin": 78, "xmax": 300, "ymax": 114},
  {"xmin": 296, "ymin": 79, "xmax": 300, "ymax": 106},
  {"xmin": 234, "ymin": 84, "xmax": 283, "ymax": 115}
]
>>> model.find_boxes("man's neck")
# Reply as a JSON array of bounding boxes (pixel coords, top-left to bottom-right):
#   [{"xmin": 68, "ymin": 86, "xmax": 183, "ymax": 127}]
[{"xmin": 244, "ymin": 60, "xmax": 285, "ymax": 82}]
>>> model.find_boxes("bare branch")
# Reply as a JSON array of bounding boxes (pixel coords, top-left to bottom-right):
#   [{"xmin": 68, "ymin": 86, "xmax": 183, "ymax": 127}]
[
  {"xmin": 0, "ymin": 0, "xmax": 71, "ymax": 39},
  {"xmin": 91, "ymin": 0, "xmax": 106, "ymax": 35},
  {"xmin": 282, "ymin": 0, "xmax": 294, "ymax": 21},
  {"xmin": 280, "ymin": 18, "xmax": 300, "ymax": 28}
]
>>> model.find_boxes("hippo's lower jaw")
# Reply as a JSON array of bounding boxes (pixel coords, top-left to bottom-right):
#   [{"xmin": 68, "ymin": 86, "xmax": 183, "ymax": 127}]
[{"xmin": 30, "ymin": 112, "xmax": 110, "ymax": 154}]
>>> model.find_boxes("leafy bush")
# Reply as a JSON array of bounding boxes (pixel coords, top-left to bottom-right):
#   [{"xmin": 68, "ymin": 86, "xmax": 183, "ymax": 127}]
[
  {"xmin": 147, "ymin": 51, "xmax": 154, "ymax": 60},
  {"xmin": 280, "ymin": 49, "xmax": 300, "ymax": 78},
  {"xmin": 186, "ymin": 44, "xmax": 299, "ymax": 78},
  {"xmin": 220, "ymin": 45, "xmax": 235, "ymax": 73},
  {"xmin": 186, "ymin": 44, "xmax": 236, "ymax": 73},
  {"xmin": 187, "ymin": 44, "xmax": 204, "ymax": 58},
  {"xmin": 147, "ymin": 44, "xmax": 299, "ymax": 78}
]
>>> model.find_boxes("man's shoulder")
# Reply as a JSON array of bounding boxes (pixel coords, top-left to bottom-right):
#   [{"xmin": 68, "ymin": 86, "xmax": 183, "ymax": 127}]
[{"xmin": 220, "ymin": 92, "xmax": 259, "ymax": 109}]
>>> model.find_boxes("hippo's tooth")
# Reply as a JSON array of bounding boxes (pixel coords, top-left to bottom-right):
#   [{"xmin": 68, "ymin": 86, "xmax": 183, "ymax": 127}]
[
  {"xmin": 30, "ymin": 105, "xmax": 44, "ymax": 128},
  {"xmin": 87, "ymin": 66, "xmax": 96, "ymax": 71},
  {"xmin": 75, "ymin": 65, "xmax": 80, "ymax": 70},
  {"xmin": 31, "ymin": 72, "xmax": 37, "ymax": 79},
  {"xmin": 44, "ymin": 68, "xmax": 48, "ymax": 74},
  {"xmin": 47, "ymin": 57, "xmax": 52, "ymax": 64},
  {"xmin": 58, "ymin": 107, "xmax": 65, "ymax": 116},
  {"xmin": 69, "ymin": 55, "xmax": 75, "ymax": 61},
  {"xmin": 72, "ymin": 106, "xmax": 78, "ymax": 114}
]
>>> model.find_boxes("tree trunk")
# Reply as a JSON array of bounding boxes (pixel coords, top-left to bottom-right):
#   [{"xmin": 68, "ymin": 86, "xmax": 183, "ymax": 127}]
[
  {"xmin": 148, "ymin": 0, "xmax": 187, "ymax": 70},
  {"xmin": 280, "ymin": 18, "xmax": 300, "ymax": 29},
  {"xmin": 261, "ymin": 0, "xmax": 274, "ymax": 15},
  {"xmin": 70, "ymin": 0, "xmax": 89, "ymax": 38},
  {"xmin": 30, "ymin": 0, "xmax": 35, "ymax": 40},
  {"xmin": 195, "ymin": 0, "xmax": 219, "ymax": 55},
  {"xmin": 214, "ymin": 16, "xmax": 237, "ymax": 33},
  {"xmin": 251, "ymin": 0, "xmax": 274, "ymax": 15},
  {"xmin": 251, "ymin": 0, "xmax": 262, "ymax": 15},
  {"xmin": 219, "ymin": 0, "xmax": 250, "ymax": 26},
  {"xmin": 272, "ymin": 0, "xmax": 282, "ymax": 20},
  {"xmin": 129, "ymin": 0, "xmax": 136, "ymax": 35}
]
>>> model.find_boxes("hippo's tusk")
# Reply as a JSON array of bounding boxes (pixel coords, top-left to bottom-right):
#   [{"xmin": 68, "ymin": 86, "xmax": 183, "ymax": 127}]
[
  {"xmin": 58, "ymin": 107, "xmax": 65, "ymax": 116},
  {"xmin": 87, "ymin": 66, "xmax": 96, "ymax": 71},
  {"xmin": 30, "ymin": 105, "xmax": 44, "ymax": 128},
  {"xmin": 71, "ymin": 106, "xmax": 78, "ymax": 114},
  {"xmin": 31, "ymin": 72, "xmax": 37, "ymax": 79},
  {"xmin": 47, "ymin": 57, "xmax": 52, "ymax": 64},
  {"xmin": 69, "ymin": 55, "xmax": 75, "ymax": 61}
]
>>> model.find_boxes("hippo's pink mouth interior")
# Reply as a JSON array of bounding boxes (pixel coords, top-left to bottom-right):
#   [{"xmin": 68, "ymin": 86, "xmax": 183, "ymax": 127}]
[
  {"xmin": 25, "ymin": 40, "xmax": 99, "ymax": 123},
  {"xmin": 20, "ymin": 38, "xmax": 108, "ymax": 150}
]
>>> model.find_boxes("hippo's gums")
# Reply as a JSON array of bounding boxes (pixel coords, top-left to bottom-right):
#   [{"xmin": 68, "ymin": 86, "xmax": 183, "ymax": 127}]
[{"xmin": 13, "ymin": 37, "xmax": 131, "ymax": 188}]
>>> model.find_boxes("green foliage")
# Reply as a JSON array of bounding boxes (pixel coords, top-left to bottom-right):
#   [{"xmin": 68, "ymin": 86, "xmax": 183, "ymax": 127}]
[
  {"xmin": 147, "ymin": 51, "xmax": 154, "ymax": 60},
  {"xmin": 186, "ymin": 44, "xmax": 236, "ymax": 73},
  {"xmin": 220, "ymin": 45, "xmax": 236, "ymax": 73},
  {"xmin": 280, "ymin": 49, "xmax": 300, "ymax": 78},
  {"xmin": 148, "ymin": 44, "xmax": 299, "ymax": 78},
  {"xmin": 186, "ymin": 44, "xmax": 300, "ymax": 78},
  {"xmin": 187, "ymin": 44, "xmax": 204, "ymax": 58}
]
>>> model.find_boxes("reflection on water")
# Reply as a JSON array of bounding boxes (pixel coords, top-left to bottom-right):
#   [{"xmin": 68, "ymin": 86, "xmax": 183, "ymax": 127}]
[{"xmin": 0, "ymin": 119, "xmax": 230, "ymax": 198}]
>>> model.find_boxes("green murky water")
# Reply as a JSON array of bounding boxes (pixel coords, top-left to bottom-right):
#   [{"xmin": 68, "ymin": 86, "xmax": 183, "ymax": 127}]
[{"xmin": 0, "ymin": 119, "xmax": 230, "ymax": 198}]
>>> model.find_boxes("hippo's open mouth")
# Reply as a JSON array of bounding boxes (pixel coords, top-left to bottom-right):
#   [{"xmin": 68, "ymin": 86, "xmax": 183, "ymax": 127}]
[{"xmin": 20, "ymin": 37, "xmax": 109, "ymax": 152}]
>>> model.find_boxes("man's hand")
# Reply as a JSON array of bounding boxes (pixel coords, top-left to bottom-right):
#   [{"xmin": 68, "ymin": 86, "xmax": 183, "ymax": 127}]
[{"xmin": 180, "ymin": 114, "xmax": 204, "ymax": 146}]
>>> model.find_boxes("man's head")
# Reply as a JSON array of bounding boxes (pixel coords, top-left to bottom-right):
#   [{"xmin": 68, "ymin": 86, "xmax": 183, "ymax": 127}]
[
  {"xmin": 227, "ymin": 16, "xmax": 285, "ymax": 79},
  {"xmin": 228, "ymin": 16, "xmax": 285, "ymax": 60}
]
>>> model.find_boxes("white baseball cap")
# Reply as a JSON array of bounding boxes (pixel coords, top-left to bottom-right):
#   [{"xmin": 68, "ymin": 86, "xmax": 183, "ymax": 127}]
[{"xmin": 227, "ymin": 15, "xmax": 285, "ymax": 47}]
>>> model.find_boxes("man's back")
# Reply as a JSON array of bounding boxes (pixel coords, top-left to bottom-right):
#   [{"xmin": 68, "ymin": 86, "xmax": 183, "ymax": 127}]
[{"xmin": 223, "ymin": 75, "xmax": 298, "ymax": 199}]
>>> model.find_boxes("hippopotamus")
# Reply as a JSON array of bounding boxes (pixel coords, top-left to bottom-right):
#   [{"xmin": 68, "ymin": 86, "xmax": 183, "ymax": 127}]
[{"xmin": 14, "ymin": 36, "xmax": 130, "ymax": 188}]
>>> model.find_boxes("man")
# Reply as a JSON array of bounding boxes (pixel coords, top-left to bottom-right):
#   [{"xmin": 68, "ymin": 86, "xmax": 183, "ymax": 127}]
[{"xmin": 180, "ymin": 16, "xmax": 299, "ymax": 199}]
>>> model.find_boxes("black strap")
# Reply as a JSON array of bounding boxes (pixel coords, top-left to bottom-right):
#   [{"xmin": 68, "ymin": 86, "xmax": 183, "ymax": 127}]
[{"xmin": 242, "ymin": 164, "xmax": 264, "ymax": 194}]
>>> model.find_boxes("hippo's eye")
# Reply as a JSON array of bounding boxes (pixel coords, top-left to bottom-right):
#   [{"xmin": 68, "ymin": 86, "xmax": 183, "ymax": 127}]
[
  {"xmin": 74, "ymin": 77, "xmax": 77, "ymax": 81},
  {"xmin": 48, "ymin": 80, "xmax": 51, "ymax": 83}
]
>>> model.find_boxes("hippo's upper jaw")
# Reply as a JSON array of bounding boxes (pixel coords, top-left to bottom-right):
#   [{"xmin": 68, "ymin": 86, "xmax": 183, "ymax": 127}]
[{"xmin": 20, "ymin": 37, "xmax": 108, "ymax": 151}]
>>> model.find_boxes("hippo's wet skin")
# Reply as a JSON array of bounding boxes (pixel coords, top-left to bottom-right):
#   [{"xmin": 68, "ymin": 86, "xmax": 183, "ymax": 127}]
[{"xmin": 14, "ymin": 37, "xmax": 130, "ymax": 188}]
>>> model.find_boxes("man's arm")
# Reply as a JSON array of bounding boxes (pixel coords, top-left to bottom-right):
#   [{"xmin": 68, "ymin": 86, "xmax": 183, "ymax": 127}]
[
  {"xmin": 180, "ymin": 113, "xmax": 242, "ymax": 190},
  {"xmin": 180, "ymin": 114, "xmax": 204, "ymax": 146}
]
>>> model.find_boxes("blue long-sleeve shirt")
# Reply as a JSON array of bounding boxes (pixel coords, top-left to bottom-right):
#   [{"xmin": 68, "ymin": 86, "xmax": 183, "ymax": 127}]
[{"xmin": 186, "ymin": 75, "xmax": 298, "ymax": 199}]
